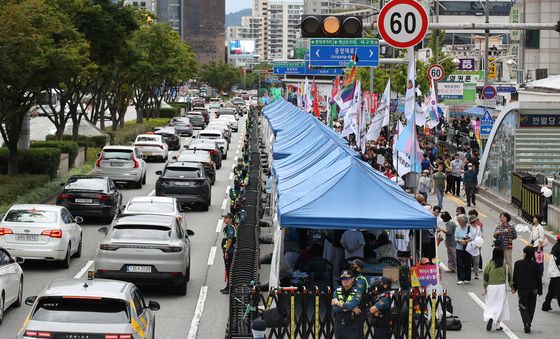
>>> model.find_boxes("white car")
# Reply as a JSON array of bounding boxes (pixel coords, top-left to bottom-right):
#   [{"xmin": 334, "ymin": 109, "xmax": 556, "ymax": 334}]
[
  {"xmin": 0, "ymin": 205, "xmax": 83, "ymax": 268},
  {"xmin": 121, "ymin": 196, "xmax": 188, "ymax": 230},
  {"xmin": 0, "ymin": 248, "xmax": 24, "ymax": 325},
  {"xmin": 94, "ymin": 145, "xmax": 147, "ymax": 188},
  {"xmin": 197, "ymin": 129, "xmax": 229, "ymax": 158},
  {"xmin": 206, "ymin": 121, "xmax": 232, "ymax": 141},
  {"xmin": 134, "ymin": 133, "xmax": 169, "ymax": 162},
  {"xmin": 219, "ymin": 115, "xmax": 239, "ymax": 132}
]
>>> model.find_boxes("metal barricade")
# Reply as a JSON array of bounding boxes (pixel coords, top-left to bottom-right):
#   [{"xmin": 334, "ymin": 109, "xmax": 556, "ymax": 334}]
[{"xmin": 521, "ymin": 183, "xmax": 542, "ymax": 222}]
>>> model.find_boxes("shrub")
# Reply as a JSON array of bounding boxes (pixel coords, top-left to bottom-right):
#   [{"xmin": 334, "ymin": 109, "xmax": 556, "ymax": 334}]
[
  {"xmin": 0, "ymin": 175, "xmax": 50, "ymax": 206},
  {"xmin": 31, "ymin": 140, "xmax": 80, "ymax": 168},
  {"xmin": 46, "ymin": 134, "xmax": 108, "ymax": 148},
  {"xmin": 0, "ymin": 148, "xmax": 61, "ymax": 179},
  {"xmin": 159, "ymin": 107, "xmax": 180, "ymax": 118},
  {"xmin": 105, "ymin": 118, "xmax": 171, "ymax": 144}
]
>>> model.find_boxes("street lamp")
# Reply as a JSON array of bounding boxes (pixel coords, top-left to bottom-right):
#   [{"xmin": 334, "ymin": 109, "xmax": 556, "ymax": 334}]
[{"xmin": 436, "ymin": 55, "xmax": 461, "ymax": 65}]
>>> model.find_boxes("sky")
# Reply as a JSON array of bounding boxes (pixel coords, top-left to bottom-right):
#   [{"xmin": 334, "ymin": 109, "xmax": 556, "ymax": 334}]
[{"xmin": 226, "ymin": 0, "xmax": 252, "ymax": 14}]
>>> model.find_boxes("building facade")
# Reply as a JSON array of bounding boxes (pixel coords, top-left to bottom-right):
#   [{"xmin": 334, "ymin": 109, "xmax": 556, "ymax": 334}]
[
  {"xmin": 157, "ymin": 0, "xmax": 183, "ymax": 37},
  {"xmin": 304, "ymin": 0, "xmax": 366, "ymax": 14},
  {"xmin": 183, "ymin": 0, "xmax": 225, "ymax": 64},
  {"xmin": 124, "ymin": 0, "xmax": 156, "ymax": 11},
  {"xmin": 267, "ymin": 0, "xmax": 304, "ymax": 61}
]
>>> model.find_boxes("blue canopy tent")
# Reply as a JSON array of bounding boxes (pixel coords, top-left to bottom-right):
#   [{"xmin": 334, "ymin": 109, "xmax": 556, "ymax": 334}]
[{"xmin": 277, "ymin": 156, "xmax": 435, "ymax": 230}]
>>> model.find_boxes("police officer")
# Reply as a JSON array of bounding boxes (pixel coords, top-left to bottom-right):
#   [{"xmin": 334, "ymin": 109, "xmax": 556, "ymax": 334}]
[
  {"xmin": 351, "ymin": 259, "xmax": 369, "ymax": 339},
  {"xmin": 229, "ymin": 179, "xmax": 245, "ymax": 214},
  {"xmin": 234, "ymin": 158, "xmax": 246, "ymax": 178},
  {"xmin": 220, "ymin": 213, "xmax": 236, "ymax": 294},
  {"xmin": 369, "ymin": 276, "xmax": 393, "ymax": 339},
  {"xmin": 332, "ymin": 270, "xmax": 362, "ymax": 339}
]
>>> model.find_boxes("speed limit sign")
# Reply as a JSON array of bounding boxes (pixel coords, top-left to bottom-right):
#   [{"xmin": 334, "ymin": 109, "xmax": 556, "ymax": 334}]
[
  {"xmin": 427, "ymin": 64, "xmax": 445, "ymax": 81},
  {"xmin": 378, "ymin": 0, "xmax": 429, "ymax": 49}
]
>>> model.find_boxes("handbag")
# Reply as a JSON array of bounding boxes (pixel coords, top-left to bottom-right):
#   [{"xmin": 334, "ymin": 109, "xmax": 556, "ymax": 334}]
[{"xmin": 535, "ymin": 251, "xmax": 545, "ymax": 264}]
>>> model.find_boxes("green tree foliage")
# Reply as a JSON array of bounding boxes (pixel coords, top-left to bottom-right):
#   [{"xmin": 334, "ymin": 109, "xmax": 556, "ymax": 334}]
[{"xmin": 199, "ymin": 62, "xmax": 243, "ymax": 93}]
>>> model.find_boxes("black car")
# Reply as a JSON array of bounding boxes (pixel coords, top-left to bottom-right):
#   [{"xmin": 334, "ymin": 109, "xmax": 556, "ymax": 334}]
[
  {"xmin": 155, "ymin": 162, "xmax": 211, "ymax": 211},
  {"xmin": 172, "ymin": 150, "xmax": 216, "ymax": 185},
  {"xmin": 155, "ymin": 130, "xmax": 181, "ymax": 151},
  {"xmin": 56, "ymin": 176, "xmax": 122, "ymax": 220},
  {"xmin": 192, "ymin": 107, "xmax": 210, "ymax": 124},
  {"xmin": 186, "ymin": 139, "xmax": 222, "ymax": 169},
  {"xmin": 186, "ymin": 112, "xmax": 206, "ymax": 129}
]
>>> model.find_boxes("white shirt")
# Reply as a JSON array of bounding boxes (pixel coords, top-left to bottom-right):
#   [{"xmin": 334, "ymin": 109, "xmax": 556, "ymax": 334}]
[
  {"xmin": 549, "ymin": 255, "xmax": 560, "ymax": 278},
  {"xmin": 387, "ymin": 229, "xmax": 410, "ymax": 252},
  {"xmin": 529, "ymin": 225, "xmax": 545, "ymax": 247}
]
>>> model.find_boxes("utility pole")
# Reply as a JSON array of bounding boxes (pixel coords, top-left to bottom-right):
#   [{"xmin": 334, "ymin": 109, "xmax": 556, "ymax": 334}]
[
  {"xmin": 435, "ymin": 0, "xmax": 440, "ymax": 65},
  {"xmin": 484, "ymin": 0, "xmax": 490, "ymax": 86}
]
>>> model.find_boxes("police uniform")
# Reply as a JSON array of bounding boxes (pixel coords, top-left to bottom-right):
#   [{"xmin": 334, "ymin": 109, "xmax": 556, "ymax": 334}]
[
  {"xmin": 220, "ymin": 216, "xmax": 236, "ymax": 294},
  {"xmin": 332, "ymin": 271, "xmax": 362, "ymax": 339},
  {"xmin": 352, "ymin": 260, "xmax": 370, "ymax": 339},
  {"xmin": 370, "ymin": 277, "xmax": 393, "ymax": 339}
]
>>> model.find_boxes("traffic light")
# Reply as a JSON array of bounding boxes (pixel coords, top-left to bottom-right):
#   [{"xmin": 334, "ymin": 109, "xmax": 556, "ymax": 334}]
[{"xmin": 301, "ymin": 15, "xmax": 363, "ymax": 38}]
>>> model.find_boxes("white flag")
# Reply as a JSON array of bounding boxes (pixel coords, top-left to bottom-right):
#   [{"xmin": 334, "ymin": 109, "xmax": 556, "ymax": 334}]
[
  {"xmin": 379, "ymin": 80, "xmax": 391, "ymax": 127},
  {"xmin": 415, "ymin": 101, "xmax": 426, "ymax": 127},
  {"xmin": 304, "ymin": 77, "xmax": 312, "ymax": 113},
  {"xmin": 392, "ymin": 121, "xmax": 413, "ymax": 177},
  {"xmin": 426, "ymin": 77, "xmax": 440, "ymax": 129},
  {"xmin": 404, "ymin": 55, "xmax": 416, "ymax": 121}
]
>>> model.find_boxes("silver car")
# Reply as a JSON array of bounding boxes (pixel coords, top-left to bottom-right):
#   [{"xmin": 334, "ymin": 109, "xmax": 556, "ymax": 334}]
[
  {"xmin": 19, "ymin": 278, "xmax": 159, "ymax": 339},
  {"xmin": 95, "ymin": 214, "xmax": 194, "ymax": 295},
  {"xmin": 94, "ymin": 146, "xmax": 147, "ymax": 188},
  {"xmin": 0, "ymin": 248, "xmax": 24, "ymax": 325},
  {"xmin": 121, "ymin": 196, "xmax": 188, "ymax": 230}
]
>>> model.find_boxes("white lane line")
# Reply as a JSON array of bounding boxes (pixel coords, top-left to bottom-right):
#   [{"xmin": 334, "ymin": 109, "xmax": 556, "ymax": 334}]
[
  {"xmin": 74, "ymin": 260, "xmax": 94, "ymax": 279},
  {"xmin": 467, "ymin": 292, "xmax": 519, "ymax": 339},
  {"xmin": 207, "ymin": 247, "xmax": 217, "ymax": 266},
  {"xmin": 187, "ymin": 286, "xmax": 209, "ymax": 339},
  {"xmin": 231, "ymin": 163, "xmax": 235, "ymax": 170},
  {"xmin": 221, "ymin": 198, "xmax": 228, "ymax": 211},
  {"xmin": 216, "ymin": 219, "xmax": 223, "ymax": 233},
  {"xmin": 225, "ymin": 185, "xmax": 231, "ymax": 195},
  {"xmin": 229, "ymin": 172, "xmax": 233, "ymax": 180},
  {"xmin": 236, "ymin": 149, "xmax": 239, "ymax": 155},
  {"xmin": 148, "ymin": 189, "xmax": 155, "ymax": 196},
  {"xmin": 234, "ymin": 156, "xmax": 238, "ymax": 162}
]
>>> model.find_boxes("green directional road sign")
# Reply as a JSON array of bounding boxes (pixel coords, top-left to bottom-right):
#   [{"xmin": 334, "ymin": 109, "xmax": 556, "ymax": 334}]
[{"xmin": 309, "ymin": 38, "xmax": 379, "ymax": 67}]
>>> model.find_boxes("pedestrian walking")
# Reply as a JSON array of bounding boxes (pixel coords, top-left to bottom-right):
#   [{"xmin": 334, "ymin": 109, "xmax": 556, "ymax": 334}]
[
  {"xmin": 463, "ymin": 163, "xmax": 478, "ymax": 206},
  {"xmin": 542, "ymin": 234, "xmax": 560, "ymax": 312},
  {"xmin": 418, "ymin": 170, "xmax": 431, "ymax": 202},
  {"xmin": 493, "ymin": 212, "xmax": 517, "ymax": 268},
  {"xmin": 220, "ymin": 213, "xmax": 237, "ymax": 294},
  {"xmin": 512, "ymin": 246, "xmax": 542, "ymax": 333},
  {"xmin": 454, "ymin": 214, "xmax": 473, "ymax": 284},
  {"xmin": 368, "ymin": 277, "xmax": 393, "ymax": 339},
  {"xmin": 432, "ymin": 165, "xmax": 446, "ymax": 208},
  {"xmin": 483, "ymin": 247, "xmax": 513, "ymax": 332},
  {"xmin": 467, "ymin": 215, "xmax": 483, "ymax": 279},
  {"xmin": 450, "ymin": 153, "xmax": 464, "ymax": 196},
  {"xmin": 469, "ymin": 209, "xmax": 484, "ymax": 270},
  {"xmin": 439, "ymin": 211, "xmax": 457, "ymax": 272},
  {"xmin": 332, "ymin": 270, "xmax": 362, "ymax": 339},
  {"xmin": 529, "ymin": 215, "xmax": 545, "ymax": 276}
]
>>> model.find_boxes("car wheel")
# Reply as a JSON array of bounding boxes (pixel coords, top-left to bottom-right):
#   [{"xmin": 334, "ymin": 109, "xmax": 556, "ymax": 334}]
[
  {"xmin": 0, "ymin": 294, "xmax": 4, "ymax": 325},
  {"xmin": 202, "ymin": 199, "xmax": 210, "ymax": 212},
  {"xmin": 14, "ymin": 278, "xmax": 23, "ymax": 307},
  {"xmin": 174, "ymin": 277, "xmax": 187, "ymax": 295},
  {"xmin": 142, "ymin": 174, "xmax": 146, "ymax": 185},
  {"xmin": 185, "ymin": 265, "xmax": 190, "ymax": 281},
  {"xmin": 60, "ymin": 244, "xmax": 71, "ymax": 269},
  {"xmin": 74, "ymin": 234, "xmax": 82, "ymax": 258},
  {"xmin": 135, "ymin": 178, "xmax": 142, "ymax": 189}
]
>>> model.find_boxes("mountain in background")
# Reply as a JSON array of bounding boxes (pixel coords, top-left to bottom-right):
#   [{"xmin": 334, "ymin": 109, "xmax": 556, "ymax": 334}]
[{"xmin": 225, "ymin": 8, "xmax": 252, "ymax": 28}]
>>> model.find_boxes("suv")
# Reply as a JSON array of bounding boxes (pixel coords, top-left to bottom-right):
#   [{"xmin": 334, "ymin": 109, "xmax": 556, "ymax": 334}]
[
  {"xmin": 172, "ymin": 150, "xmax": 216, "ymax": 184},
  {"xmin": 155, "ymin": 162, "xmax": 211, "ymax": 210},
  {"xmin": 94, "ymin": 146, "xmax": 147, "ymax": 188},
  {"xmin": 95, "ymin": 214, "xmax": 194, "ymax": 295},
  {"xmin": 186, "ymin": 111, "xmax": 206, "ymax": 129},
  {"xmin": 121, "ymin": 196, "xmax": 188, "ymax": 230},
  {"xmin": 192, "ymin": 107, "xmax": 210, "ymax": 124},
  {"xmin": 133, "ymin": 134, "xmax": 168, "ymax": 162},
  {"xmin": 198, "ymin": 129, "xmax": 228, "ymax": 158},
  {"xmin": 186, "ymin": 139, "xmax": 222, "ymax": 169},
  {"xmin": 154, "ymin": 127, "xmax": 181, "ymax": 151},
  {"xmin": 169, "ymin": 117, "xmax": 194, "ymax": 137},
  {"xmin": 19, "ymin": 278, "xmax": 160, "ymax": 338}
]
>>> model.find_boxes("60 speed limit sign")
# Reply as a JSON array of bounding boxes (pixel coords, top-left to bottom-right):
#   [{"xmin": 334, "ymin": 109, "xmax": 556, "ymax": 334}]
[
  {"xmin": 427, "ymin": 64, "xmax": 445, "ymax": 81},
  {"xmin": 378, "ymin": 0, "xmax": 429, "ymax": 49}
]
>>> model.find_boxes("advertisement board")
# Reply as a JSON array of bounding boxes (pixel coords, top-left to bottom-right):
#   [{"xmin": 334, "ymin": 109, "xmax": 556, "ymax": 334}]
[{"xmin": 229, "ymin": 40, "xmax": 256, "ymax": 55}]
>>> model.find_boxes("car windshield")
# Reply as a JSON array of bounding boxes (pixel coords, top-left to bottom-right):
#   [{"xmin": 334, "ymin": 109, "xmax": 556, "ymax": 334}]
[
  {"xmin": 199, "ymin": 133, "xmax": 219, "ymax": 139},
  {"xmin": 102, "ymin": 149, "xmax": 133, "ymax": 160},
  {"xmin": 4, "ymin": 209, "xmax": 58, "ymax": 223},
  {"xmin": 32, "ymin": 297, "xmax": 129, "ymax": 324},
  {"xmin": 177, "ymin": 155, "xmax": 207, "ymax": 162},
  {"xmin": 136, "ymin": 136, "xmax": 158, "ymax": 142},
  {"xmin": 126, "ymin": 202, "xmax": 174, "ymax": 213},
  {"xmin": 218, "ymin": 110, "xmax": 235, "ymax": 115},
  {"xmin": 112, "ymin": 225, "xmax": 172, "ymax": 240},
  {"xmin": 65, "ymin": 178, "xmax": 106, "ymax": 192},
  {"xmin": 164, "ymin": 167, "xmax": 201, "ymax": 178}
]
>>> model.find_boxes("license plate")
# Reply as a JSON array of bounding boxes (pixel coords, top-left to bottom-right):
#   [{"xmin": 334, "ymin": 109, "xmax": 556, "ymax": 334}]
[
  {"xmin": 15, "ymin": 234, "xmax": 39, "ymax": 241},
  {"xmin": 110, "ymin": 162, "xmax": 123, "ymax": 167},
  {"xmin": 143, "ymin": 152, "xmax": 152, "ymax": 156},
  {"xmin": 126, "ymin": 265, "xmax": 152, "ymax": 273},
  {"xmin": 75, "ymin": 198, "xmax": 93, "ymax": 203},
  {"xmin": 174, "ymin": 181, "xmax": 191, "ymax": 186}
]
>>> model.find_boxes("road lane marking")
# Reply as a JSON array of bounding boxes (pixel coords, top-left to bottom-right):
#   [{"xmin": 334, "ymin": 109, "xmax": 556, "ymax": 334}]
[
  {"xmin": 229, "ymin": 172, "xmax": 233, "ymax": 180},
  {"xmin": 231, "ymin": 163, "xmax": 235, "ymax": 170},
  {"xmin": 467, "ymin": 292, "xmax": 519, "ymax": 339},
  {"xmin": 216, "ymin": 219, "xmax": 223, "ymax": 233},
  {"xmin": 187, "ymin": 286, "xmax": 208, "ymax": 339},
  {"xmin": 207, "ymin": 247, "xmax": 217, "ymax": 266},
  {"xmin": 234, "ymin": 156, "xmax": 238, "ymax": 162},
  {"xmin": 221, "ymin": 198, "xmax": 228, "ymax": 211},
  {"xmin": 446, "ymin": 194, "xmax": 487, "ymax": 217},
  {"xmin": 236, "ymin": 149, "xmax": 239, "ymax": 155},
  {"xmin": 74, "ymin": 260, "xmax": 94, "ymax": 279},
  {"xmin": 148, "ymin": 189, "xmax": 155, "ymax": 196},
  {"xmin": 225, "ymin": 185, "xmax": 231, "ymax": 195}
]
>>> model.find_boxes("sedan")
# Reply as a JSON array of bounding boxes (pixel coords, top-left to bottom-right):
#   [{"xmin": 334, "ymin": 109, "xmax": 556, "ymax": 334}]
[
  {"xmin": 207, "ymin": 121, "xmax": 231, "ymax": 142},
  {"xmin": 95, "ymin": 214, "xmax": 194, "ymax": 295},
  {"xmin": 0, "ymin": 248, "xmax": 24, "ymax": 325},
  {"xmin": 19, "ymin": 278, "xmax": 159, "ymax": 338},
  {"xmin": 192, "ymin": 107, "xmax": 210, "ymax": 124},
  {"xmin": 121, "ymin": 196, "xmax": 188, "ymax": 230},
  {"xmin": 186, "ymin": 139, "xmax": 222, "ymax": 169},
  {"xmin": 134, "ymin": 133, "xmax": 168, "ymax": 162},
  {"xmin": 56, "ymin": 176, "xmax": 122, "ymax": 221},
  {"xmin": 0, "ymin": 205, "xmax": 82, "ymax": 268},
  {"xmin": 155, "ymin": 130, "xmax": 181, "ymax": 151},
  {"xmin": 169, "ymin": 117, "xmax": 193, "ymax": 137},
  {"xmin": 186, "ymin": 112, "xmax": 206, "ymax": 129},
  {"xmin": 172, "ymin": 150, "xmax": 216, "ymax": 184},
  {"xmin": 155, "ymin": 162, "xmax": 211, "ymax": 210},
  {"xmin": 94, "ymin": 146, "xmax": 147, "ymax": 188},
  {"xmin": 219, "ymin": 115, "xmax": 239, "ymax": 132}
]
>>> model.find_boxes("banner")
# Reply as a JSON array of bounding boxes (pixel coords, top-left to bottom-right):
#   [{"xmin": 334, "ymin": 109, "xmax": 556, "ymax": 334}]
[
  {"xmin": 410, "ymin": 264, "xmax": 439, "ymax": 287},
  {"xmin": 392, "ymin": 121, "xmax": 412, "ymax": 177}
]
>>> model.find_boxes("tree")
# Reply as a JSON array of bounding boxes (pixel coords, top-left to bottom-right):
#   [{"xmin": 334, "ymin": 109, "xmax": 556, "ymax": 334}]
[
  {"xmin": 0, "ymin": 0, "xmax": 86, "ymax": 174},
  {"xmin": 199, "ymin": 62, "xmax": 243, "ymax": 93}
]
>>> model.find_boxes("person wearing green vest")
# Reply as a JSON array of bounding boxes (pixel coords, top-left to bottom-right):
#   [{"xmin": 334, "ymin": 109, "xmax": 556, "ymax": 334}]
[
  {"xmin": 332, "ymin": 270, "xmax": 362, "ymax": 339},
  {"xmin": 221, "ymin": 213, "xmax": 237, "ymax": 294},
  {"xmin": 351, "ymin": 259, "xmax": 369, "ymax": 339}
]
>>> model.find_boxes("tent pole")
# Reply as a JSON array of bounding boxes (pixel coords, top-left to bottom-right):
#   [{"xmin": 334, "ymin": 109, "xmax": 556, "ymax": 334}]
[{"xmin": 419, "ymin": 230, "xmax": 423, "ymax": 260}]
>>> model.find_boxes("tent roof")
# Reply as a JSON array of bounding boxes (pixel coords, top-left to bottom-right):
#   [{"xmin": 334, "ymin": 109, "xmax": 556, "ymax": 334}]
[{"xmin": 459, "ymin": 105, "xmax": 492, "ymax": 117}]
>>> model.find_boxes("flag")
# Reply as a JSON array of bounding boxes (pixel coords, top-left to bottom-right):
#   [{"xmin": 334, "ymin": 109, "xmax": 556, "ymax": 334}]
[
  {"xmin": 334, "ymin": 55, "xmax": 357, "ymax": 118},
  {"xmin": 395, "ymin": 54, "xmax": 422, "ymax": 172},
  {"xmin": 415, "ymin": 101, "xmax": 426, "ymax": 126},
  {"xmin": 304, "ymin": 77, "xmax": 312, "ymax": 112},
  {"xmin": 366, "ymin": 80, "xmax": 390, "ymax": 142},
  {"xmin": 326, "ymin": 93, "xmax": 332, "ymax": 126},
  {"xmin": 393, "ymin": 121, "xmax": 413, "ymax": 177},
  {"xmin": 426, "ymin": 77, "xmax": 440, "ymax": 129},
  {"xmin": 341, "ymin": 80, "xmax": 361, "ymax": 138},
  {"xmin": 328, "ymin": 77, "xmax": 339, "ymax": 127},
  {"xmin": 359, "ymin": 92, "xmax": 368, "ymax": 150},
  {"xmin": 296, "ymin": 81, "xmax": 303, "ymax": 108},
  {"xmin": 312, "ymin": 80, "xmax": 320, "ymax": 118}
]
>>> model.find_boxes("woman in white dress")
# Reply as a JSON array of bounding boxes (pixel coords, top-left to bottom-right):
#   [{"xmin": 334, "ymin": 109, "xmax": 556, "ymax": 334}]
[
  {"xmin": 529, "ymin": 215, "xmax": 545, "ymax": 276},
  {"xmin": 483, "ymin": 247, "xmax": 513, "ymax": 331}
]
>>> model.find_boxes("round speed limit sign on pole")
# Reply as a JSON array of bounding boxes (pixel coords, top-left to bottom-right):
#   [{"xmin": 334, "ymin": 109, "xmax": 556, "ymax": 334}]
[
  {"xmin": 378, "ymin": 0, "xmax": 429, "ymax": 49},
  {"xmin": 427, "ymin": 64, "xmax": 445, "ymax": 81}
]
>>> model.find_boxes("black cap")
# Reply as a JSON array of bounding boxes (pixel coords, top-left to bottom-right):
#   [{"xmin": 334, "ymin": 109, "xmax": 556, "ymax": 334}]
[
  {"xmin": 225, "ymin": 213, "xmax": 234, "ymax": 219},
  {"xmin": 351, "ymin": 259, "xmax": 365, "ymax": 269},
  {"xmin": 340, "ymin": 270, "xmax": 355, "ymax": 278},
  {"xmin": 251, "ymin": 318, "xmax": 267, "ymax": 331},
  {"xmin": 379, "ymin": 276, "xmax": 392, "ymax": 286}
]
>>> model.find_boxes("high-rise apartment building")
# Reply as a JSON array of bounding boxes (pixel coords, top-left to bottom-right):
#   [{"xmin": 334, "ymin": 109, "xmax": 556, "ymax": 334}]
[
  {"xmin": 123, "ymin": 0, "xmax": 156, "ymax": 11},
  {"xmin": 267, "ymin": 0, "xmax": 304, "ymax": 61},
  {"xmin": 157, "ymin": 0, "xmax": 183, "ymax": 37},
  {"xmin": 183, "ymin": 0, "xmax": 225, "ymax": 64},
  {"xmin": 304, "ymin": 0, "xmax": 367, "ymax": 14}
]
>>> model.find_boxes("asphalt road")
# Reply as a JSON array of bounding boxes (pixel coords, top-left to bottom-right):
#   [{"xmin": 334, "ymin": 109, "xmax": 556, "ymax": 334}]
[{"xmin": 2, "ymin": 115, "xmax": 244, "ymax": 338}]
